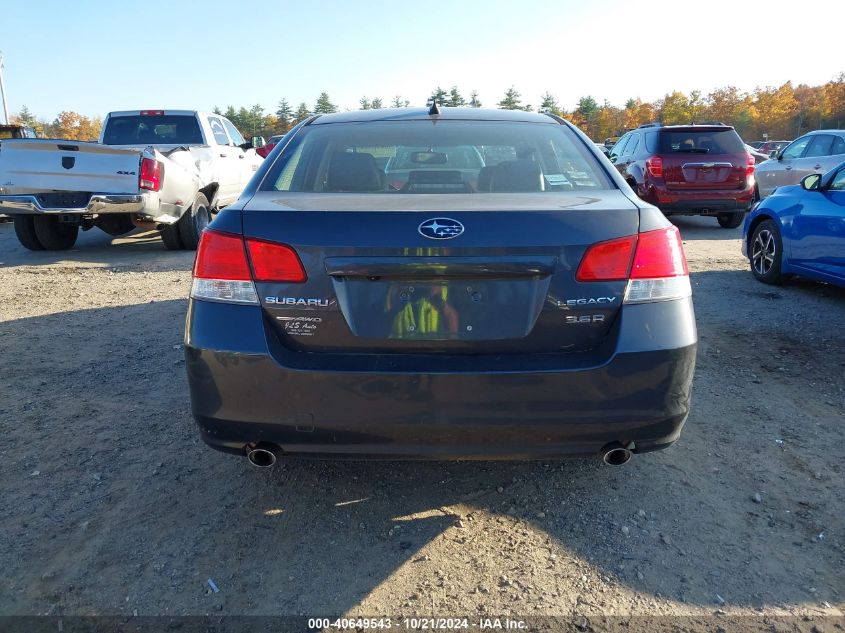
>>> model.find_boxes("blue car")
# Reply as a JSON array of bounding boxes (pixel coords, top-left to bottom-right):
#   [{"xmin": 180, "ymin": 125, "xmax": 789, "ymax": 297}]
[{"xmin": 743, "ymin": 162, "xmax": 845, "ymax": 288}]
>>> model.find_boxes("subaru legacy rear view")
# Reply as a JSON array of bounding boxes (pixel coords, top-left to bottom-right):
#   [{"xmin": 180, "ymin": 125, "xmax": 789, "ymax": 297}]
[{"xmin": 184, "ymin": 108, "xmax": 697, "ymax": 466}]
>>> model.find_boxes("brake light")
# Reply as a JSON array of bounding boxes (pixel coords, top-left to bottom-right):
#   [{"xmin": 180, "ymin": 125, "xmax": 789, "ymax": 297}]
[
  {"xmin": 630, "ymin": 225, "xmax": 688, "ymax": 279},
  {"xmin": 191, "ymin": 231, "xmax": 257, "ymax": 304},
  {"xmin": 190, "ymin": 230, "xmax": 307, "ymax": 304},
  {"xmin": 246, "ymin": 239, "xmax": 307, "ymax": 282},
  {"xmin": 746, "ymin": 153, "xmax": 755, "ymax": 177},
  {"xmin": 193, "ymin": 231, "xmax": 251, "ymax": 280},
  {"xmin": 645, "ymin": 156, "xmax": 663, "ymax": 178},
  {"xmin": 140, "ymin": 110, "xmax": 164, "ymax": 116},
  {"xmin": 576, "ymin": 226, "xmax": 691, "ymax": 304},
  {"xmin": 576, "ymin": 235, "xmax": 636, "ymax": 281},
  {"xmin": 139, "ymin": 158, "xmax": 163, "ymax": 192}
]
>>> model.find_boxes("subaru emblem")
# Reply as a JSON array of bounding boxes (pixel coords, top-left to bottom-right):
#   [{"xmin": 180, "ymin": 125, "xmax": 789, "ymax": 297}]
[{"xmin": 418, "ymin": 217, "xmax": 464, "ymax": 240}]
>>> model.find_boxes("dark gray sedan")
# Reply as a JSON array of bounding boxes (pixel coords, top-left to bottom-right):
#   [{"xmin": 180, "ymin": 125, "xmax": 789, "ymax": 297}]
[{"xmin": 185, "ymin": 108, "xmax": 697, "ymax": 467}]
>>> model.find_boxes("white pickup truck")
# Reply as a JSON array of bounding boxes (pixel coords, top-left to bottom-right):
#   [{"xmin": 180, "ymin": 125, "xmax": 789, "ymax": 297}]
[{"xmin": 0, "ymin": 110, "xmax": 263, "ymax": 250}]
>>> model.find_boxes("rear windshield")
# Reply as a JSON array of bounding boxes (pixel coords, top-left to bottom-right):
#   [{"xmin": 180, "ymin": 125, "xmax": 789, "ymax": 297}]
[
  {"xmin": 658, "ymin": 129, "xmax": 744, "ymax": 154},
  {"xmin": 0, "ymin": 129, "xmax": 22, "ymax": 139},
  {"xmin": 102, "ymin": 115, "xmax": 203, "ymax": 145},
  {"xmin": 261, "ymin": 120, "xmax": 613, "ymax": 193}
]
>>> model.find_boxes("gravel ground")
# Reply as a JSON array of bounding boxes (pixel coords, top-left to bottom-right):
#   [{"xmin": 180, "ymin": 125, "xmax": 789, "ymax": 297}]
[{"xmin": 0, "ymin": 218, "xmax": 843, "ymax": 628}]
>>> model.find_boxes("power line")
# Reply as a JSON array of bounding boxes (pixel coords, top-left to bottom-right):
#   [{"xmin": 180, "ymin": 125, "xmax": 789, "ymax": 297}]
[{"xmin": 0, "ymin": 52, "xmax": 9, "ymax": 124}]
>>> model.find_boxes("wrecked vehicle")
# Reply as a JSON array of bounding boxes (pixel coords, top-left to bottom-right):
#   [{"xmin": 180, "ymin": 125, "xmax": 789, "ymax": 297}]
[{"xmin": 0, "ymin": 110, "xmax": 262, "ymax": 250}]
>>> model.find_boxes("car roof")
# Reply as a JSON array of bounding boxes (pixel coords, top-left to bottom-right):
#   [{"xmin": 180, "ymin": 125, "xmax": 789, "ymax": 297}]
[
  {"xmin": 107, "ymin": 110, "xmax": 213, "ymax": 117},
  {"xmin": 802, "ymin": 129, "xmax": 845, "ymax": 136},
  {"xmin": 655, "ymin": 125, "xmax": 734, "ymax": 131},
  {"xmin": 310, "ymin": 107, "xmax": 557, "ymax": 125}
]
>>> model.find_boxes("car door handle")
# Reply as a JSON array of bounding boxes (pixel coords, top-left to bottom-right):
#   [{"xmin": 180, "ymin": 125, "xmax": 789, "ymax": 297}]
[
  {"xmin": 785, "ymin": 166, "xmax": 792, "ymax": 170},
  {"xmin": 219, "ymin": 153, "xmax": 227, "ymax": 158},
  {"xmin": 814, "ymin": 165, "xmax": 822, "ymax": 170},
  {"xmin": 238, "ymin": 155, "xmax": 245, "ymax": 159}
]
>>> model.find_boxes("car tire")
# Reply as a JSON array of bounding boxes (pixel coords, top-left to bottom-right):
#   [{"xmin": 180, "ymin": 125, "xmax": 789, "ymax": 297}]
[
  {"xmin": 750, "ymin": 219, "xmax": 784, "ymax": 284},
  {"xmin": 178, "ymin": 193, "xmax": 211, "ymax": 250},
  {"xmin": 13, "ymin": 216, "xmax": 45, "ymax": 251},
  {"xmin": 32, "ymin": 216, "xmax": 79, "ymax": 250},
  {"xmin": 160, "ymin": 223, "xmax": 183, "ymax": 250},
  {"xmin": 717, "ymin": 211, "xmax": 744, "ymax": 229}
]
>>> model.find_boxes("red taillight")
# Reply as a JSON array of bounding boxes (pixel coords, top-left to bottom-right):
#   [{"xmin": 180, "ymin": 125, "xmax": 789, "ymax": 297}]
[
  {"xmin": 645, "ymin": 156, "xmax": 663, "ymax": 178},
  {"xmin": 140, "ymin": 110, "xmax": 164, "ymax": 116},
  {"xmin": 246, "ymin": 239, "xmax": 307, "ymax": 282},
  {"xmin": 193, "ymin": 230, "xmax": 252, "ymax": 280},
  {"xmin": 630, "ymin": 226, "xmax": 688, "ymax": 279},
  {"xmin": 746, "ymin": 153, "xmax": 755, "ymax": 177},
  {"xmin": 193, "ymin": 230, "xmax": 306, "ymax": 283},
  {"xmin": 140, "ymin": 158, "xmax": 163, "ymax": 192},
  {"xmin": 577, "ymin": 226, "xmax": 688, "ymax": 282},
  {"xmin": 576, "ymin": 235, "xmax": 637, "ymax": 281}
]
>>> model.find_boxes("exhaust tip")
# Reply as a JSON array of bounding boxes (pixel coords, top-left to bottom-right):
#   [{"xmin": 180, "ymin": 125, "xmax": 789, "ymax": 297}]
[
  {"xmin": 601, "ymin": 442, "xmax": 633, "ymax": 466},
  {"xmin": 246, "ymin": 444, "xmax": 278, "ymax": 468}
]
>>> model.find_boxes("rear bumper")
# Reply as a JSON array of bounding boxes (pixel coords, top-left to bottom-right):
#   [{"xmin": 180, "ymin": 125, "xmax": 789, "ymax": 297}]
[
  {"xmin": 0, "ymin": 192, "xmax": 184, "ymax": 224},
  {"xmin": 184, "ymin": 297, "xmax": 697, "ymax": 460},
  {"xmin": 0, "ymin": 193, "xmax": 145, "ymax": 215},
  {"xmin": 641, "ymin": 185, "xmax": 754, "ymax": 214}
]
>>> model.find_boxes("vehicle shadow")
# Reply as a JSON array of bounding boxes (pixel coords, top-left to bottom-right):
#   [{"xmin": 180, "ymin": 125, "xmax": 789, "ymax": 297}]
[
  {"xmin": 669, "ymin": 215, "xmax": 744, "ymax": 241},
  {"xmin": 0, "ymin": 282, "xmax": 842, "ymax": 616},
  {"xmin": 0, "ymin": 223, "xmax": 194, "ymax": 272}
]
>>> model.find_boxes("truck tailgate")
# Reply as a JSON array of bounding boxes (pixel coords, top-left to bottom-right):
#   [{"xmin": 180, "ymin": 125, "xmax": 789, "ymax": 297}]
[{"xmin": 0, "ymin": 139, "xmax": 141, "ymax": 195}]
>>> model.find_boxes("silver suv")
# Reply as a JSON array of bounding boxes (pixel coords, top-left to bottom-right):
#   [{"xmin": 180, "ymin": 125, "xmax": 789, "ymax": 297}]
[{"xmin": 755, "ymin": 130, "xmax": 845, "ymax": 198}]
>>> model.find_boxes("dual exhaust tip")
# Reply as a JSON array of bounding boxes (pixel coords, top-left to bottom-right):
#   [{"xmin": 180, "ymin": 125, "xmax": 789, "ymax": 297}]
[{"xmin": 247, "ymin": 442, "xmax": 633, "ymax": 467}]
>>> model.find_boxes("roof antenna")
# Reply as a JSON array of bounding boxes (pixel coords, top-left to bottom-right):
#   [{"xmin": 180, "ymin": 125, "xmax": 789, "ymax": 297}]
[{"xmin": 427, "ymin": 98, "xmax": 441, "ymax": 116}]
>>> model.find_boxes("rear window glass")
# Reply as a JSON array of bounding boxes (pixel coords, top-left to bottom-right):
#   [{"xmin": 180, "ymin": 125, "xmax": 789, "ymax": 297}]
[
  {"xmin": 102, "ymin": 115, "xmax": 203, "ymax": 145},
  {"xmin": 658, "ymin": 129, "xmax": 744, "ymax": 154},
  {"xmin": 261, "ymin": 120, "xmax": 613, "ymax": 193}
]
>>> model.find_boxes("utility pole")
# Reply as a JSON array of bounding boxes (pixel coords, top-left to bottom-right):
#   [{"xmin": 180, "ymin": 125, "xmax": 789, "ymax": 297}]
[{"xmin": 0, "ymin": 52, "xmax": 9, "ymax": 124}]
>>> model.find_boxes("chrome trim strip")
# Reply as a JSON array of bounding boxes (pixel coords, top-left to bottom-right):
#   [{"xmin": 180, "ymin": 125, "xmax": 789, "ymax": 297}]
[{"xmin": 0, "ymin": 194, "xmax": 145, "ymax": 215}]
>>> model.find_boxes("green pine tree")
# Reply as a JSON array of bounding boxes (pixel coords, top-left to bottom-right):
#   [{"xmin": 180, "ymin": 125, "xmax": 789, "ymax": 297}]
[
  {"xmin": 293, "ymin": 102, "xmax": 311, "ymax": 124},
  {"xmin": 429, "ymin": 87, "xmax": 449, "ymax": 106},
  {"xmin": 314, "ymin": 92, "xmax": 338, "ymax": 114},
  {"xmin": 275, "ymin": 99, "xmax": 293, "ymax": 130},
  {"xmin": 448, "ymin": 87, "xmax": 466, "ymax": 107},
  {"xmin": 497, "ymin": 87, "xmax": 524, "ymax": 110},
  {"xmin": 539, "ymin": 92, "xmax": 562, "ymax": 116}
]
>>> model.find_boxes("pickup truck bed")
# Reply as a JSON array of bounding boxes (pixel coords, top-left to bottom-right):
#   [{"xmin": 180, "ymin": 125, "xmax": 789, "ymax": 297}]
[
  {"xmin": 0, "ymin": 139, "xmax": 198, "ymax": 221},
  {"xmin": 0, "ymin": 109, "xmax": 263, "ymax": 251}
]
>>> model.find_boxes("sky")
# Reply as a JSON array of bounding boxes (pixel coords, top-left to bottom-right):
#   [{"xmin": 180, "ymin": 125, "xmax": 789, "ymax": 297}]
[{"xmin": 2, "ymin": 0, "xmax": 844, "ymax": 122}]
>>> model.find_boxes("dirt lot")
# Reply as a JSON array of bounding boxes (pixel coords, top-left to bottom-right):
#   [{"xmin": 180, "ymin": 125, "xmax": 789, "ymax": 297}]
[{"xmin": 0, "ymin": 218, "xmax": 843, "ymax": 628}]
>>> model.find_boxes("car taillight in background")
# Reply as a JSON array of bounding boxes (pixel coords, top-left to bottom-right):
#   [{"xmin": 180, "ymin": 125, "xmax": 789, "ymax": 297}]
[
  {"xmin": 139, "ymin": 157, "xmax": 163, "ymax": 191},
  {"xmin": 645, "ymin": 156, "xmax": 663, "ymax": 178},
  {"xmin": 190, "ymin": 230, "xmax": 306, "ymax": 304},
  {"xmin": 576, "ymin": 225, "xmax": 691, "ymax": 304},
  {"xmin": 746, "ymin": 153, "xmax": 755, "ymax": 177}
]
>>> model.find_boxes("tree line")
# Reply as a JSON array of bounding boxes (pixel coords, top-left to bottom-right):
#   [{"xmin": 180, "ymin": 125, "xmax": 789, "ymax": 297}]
[{"xmin": 9, "ymin": 74, "xmax": 845, "ymax": 143}]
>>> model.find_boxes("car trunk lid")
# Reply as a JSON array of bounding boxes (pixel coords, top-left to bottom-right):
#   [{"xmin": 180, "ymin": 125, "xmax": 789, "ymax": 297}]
[
  {"xmin": 241, "ymin": 191, "xmax": 640, "ymax": 355},
  {"xmin": 658, "ymin": 127, "xmax": 749, "ymax": 191}
]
